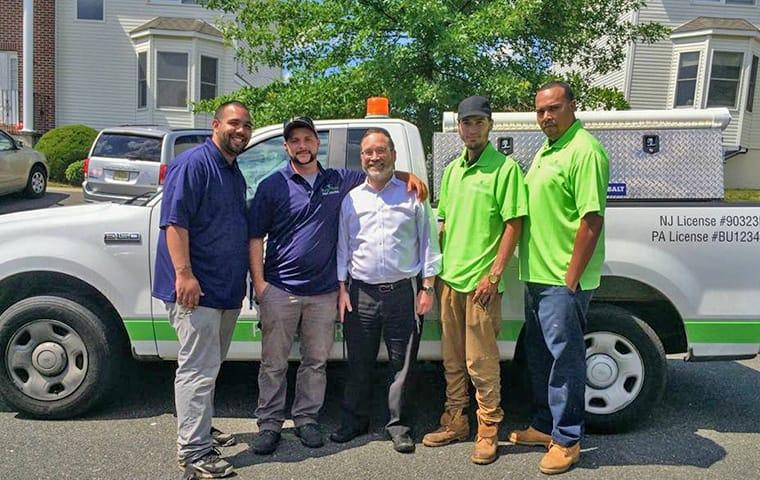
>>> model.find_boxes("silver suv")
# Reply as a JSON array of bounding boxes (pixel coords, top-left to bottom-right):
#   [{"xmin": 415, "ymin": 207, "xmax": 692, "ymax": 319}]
[{"xmin": 83, "ymin": 126, "xmax": 211, "ymax": 203}]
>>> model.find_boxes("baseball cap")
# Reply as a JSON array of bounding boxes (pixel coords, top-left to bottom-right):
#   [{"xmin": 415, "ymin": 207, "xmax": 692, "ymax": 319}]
[
  {"xmin": 283, "ymin": 116, "xmax": 318, "ymax": 140},
  {"xmin": 457, "ymin": 96, "xmax": 492, "ymax": 120}
]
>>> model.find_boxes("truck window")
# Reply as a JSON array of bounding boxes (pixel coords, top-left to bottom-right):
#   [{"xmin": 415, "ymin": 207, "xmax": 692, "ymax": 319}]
[
  {"xmin": 346, "ymin": 127, "xmax": 401, "ymax": 173},
  {"xmin": 238, "ymin": 131, "xmax": 329, "ymax": 199}
]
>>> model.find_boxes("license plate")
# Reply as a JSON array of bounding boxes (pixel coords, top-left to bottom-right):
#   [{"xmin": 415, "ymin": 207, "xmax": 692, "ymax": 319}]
[{"xmin": 112, "ymin": 170, "xmax": 130, "ymax": 181}]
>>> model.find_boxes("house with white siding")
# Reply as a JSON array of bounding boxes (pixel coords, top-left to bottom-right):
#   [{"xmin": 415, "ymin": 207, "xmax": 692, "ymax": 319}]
[
  {"xmin": 588, "ymin": 2, "xmax": 760, "ymax": 188},
  {"xmin": 55, "ymin": 0, "xmax": 280, "ymax": 130}
]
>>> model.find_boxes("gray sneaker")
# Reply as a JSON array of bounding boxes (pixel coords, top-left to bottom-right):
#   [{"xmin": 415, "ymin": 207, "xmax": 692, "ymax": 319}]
[
  {"xmin": 182, "ymin": 448, "xmax": 233, "ymax": 478},
  {"xmin": 211, "ymin": 426, "xmax": 236, "ymax": 447}
]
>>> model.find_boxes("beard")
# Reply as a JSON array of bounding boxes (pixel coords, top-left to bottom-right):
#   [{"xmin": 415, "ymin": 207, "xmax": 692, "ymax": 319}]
[
  {"xmin": 218, "ymin": 130, "xmax": 248, "ymax": 156},
  {"xmin": 289, "ymin": 151, "xmax": 317, "ymax": 165}
]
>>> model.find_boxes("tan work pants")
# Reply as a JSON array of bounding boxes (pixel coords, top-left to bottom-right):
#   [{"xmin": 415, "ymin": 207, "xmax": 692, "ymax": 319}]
[{"xmin": 438, "ymin": 281, "xmax": 503, "ymax": 423}]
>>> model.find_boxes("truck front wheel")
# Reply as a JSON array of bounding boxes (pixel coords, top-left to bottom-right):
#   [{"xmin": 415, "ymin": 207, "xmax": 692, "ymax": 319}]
[
  {"xmin": 584, "ymin": 304, "xmax": 667, "ymax": 433},
  {"xmin": 0, "ymin": 296, "xmax": 121, "ymax": 418}
]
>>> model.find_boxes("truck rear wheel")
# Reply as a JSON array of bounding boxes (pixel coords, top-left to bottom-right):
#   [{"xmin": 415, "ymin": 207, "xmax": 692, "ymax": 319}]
[
  {"xmin": 584, "ymin": 304, "xmax": 667, "ymax": 432},
  {"xmin": 0, "ymin": 296, "xmax": 121, "ymax": 418}
]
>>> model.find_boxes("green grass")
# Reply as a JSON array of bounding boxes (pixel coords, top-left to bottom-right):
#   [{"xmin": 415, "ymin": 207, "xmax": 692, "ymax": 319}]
[
  {"xmin": 725, "ymin": 189, "xmax": 760, "ymax": 202},
  {"xmin": 48, "ymin": 181, "xmax": 80, "ymax": 190}
]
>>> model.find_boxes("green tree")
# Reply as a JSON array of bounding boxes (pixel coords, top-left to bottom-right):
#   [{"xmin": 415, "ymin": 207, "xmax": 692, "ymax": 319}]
[{"xmin": 201, "ymin": 0, "xmax": 667, "ymax": 149}]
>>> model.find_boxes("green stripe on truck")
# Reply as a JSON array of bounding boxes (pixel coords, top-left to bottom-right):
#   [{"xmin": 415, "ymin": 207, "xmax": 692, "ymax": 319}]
[
  {"xmin": 124, "ymin": 318, "xmax": 525, "ymax": 342},
  {"xmin": 685, "ymin": 321, "xmax": 760, "ymax": 344}
]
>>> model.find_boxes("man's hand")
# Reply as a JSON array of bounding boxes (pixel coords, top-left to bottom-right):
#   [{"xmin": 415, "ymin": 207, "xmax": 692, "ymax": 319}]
[
  {"xmin": 472, "ymin": 276, "xmax": 498, "ymax": 308},
  {"xmin": 175, "ymin": 270, "xmax": 202, "ymax": 308},
  {"xmin": 338, "ymin": 284, "xmax": 352, "ymax": 323},
  {"xmin": 395, "ymin": 171, "xmax": 428, "ymax": 202},
  {"xmin": 254, "ymin": 280, "xmax": 269, "ymax": 300},
  {"xmin": 416, "ymin": 290, "xmax": 434, "ymax": 315}
]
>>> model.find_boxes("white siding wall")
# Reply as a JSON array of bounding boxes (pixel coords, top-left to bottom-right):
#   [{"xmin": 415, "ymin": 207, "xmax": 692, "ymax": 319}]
[{"xmin": 56, "ymin": 0, "xmax": 278, "ymax": 129}]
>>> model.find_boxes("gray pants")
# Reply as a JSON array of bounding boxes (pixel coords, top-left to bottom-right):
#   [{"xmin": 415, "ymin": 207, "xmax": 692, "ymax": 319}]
[
  {"xmin": 166, "ymin": 303, "xmax": 239, "ymax": 462},
  {"xmin": 255, "ymin": 284, "xmax": 337, "ymax": 432}
]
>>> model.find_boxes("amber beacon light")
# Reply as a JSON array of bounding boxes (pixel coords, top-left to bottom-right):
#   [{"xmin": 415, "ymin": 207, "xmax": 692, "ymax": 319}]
[{"xmin": 366, "ymin": 97, "xmax": 390, "ymax": 117}]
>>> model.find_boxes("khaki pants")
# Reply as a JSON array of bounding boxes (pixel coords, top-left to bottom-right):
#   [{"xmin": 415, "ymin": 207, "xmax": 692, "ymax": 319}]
[{"xmin": 438, "ymin": 281, "xmax": 503, "ymax": 423}]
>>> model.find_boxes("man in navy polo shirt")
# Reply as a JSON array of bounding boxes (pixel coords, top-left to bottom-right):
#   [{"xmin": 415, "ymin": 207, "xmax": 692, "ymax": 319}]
[
  {"xmin": 248, "ymin": 117, "xmax": 427, "ymax": 454},
  {"xmin": 153, "ymin": 101, "xmax": 252, "ymax": 479}
]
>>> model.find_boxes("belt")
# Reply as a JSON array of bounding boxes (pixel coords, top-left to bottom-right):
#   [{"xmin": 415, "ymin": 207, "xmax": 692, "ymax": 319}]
[{"xmin": 351, "ymin": 277, "xmax": 413, "ymax": 293}]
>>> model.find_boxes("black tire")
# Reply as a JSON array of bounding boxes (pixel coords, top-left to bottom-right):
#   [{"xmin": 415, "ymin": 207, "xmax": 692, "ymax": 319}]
[
  {"xmin": 584, "ymin": 304, "xmax": 667, "ymax": 433},
  {"xmin": 0, "ymin": 296, "xmax": 121, "ymax": 418},
  {"xmin": 24, "ymin": 164, "xmax": 47, "ymax": 199}
]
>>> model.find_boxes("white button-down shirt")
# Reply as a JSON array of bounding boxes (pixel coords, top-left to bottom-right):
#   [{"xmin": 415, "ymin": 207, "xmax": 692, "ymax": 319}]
[{"xmin": 337, "ymin": 176, "xmax": 442, "ymax": 284}]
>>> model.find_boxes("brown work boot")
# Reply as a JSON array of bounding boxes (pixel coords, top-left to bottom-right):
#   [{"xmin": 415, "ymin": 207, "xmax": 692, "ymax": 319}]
[
  {"xmin": 422, "ymin": 409, "xmax": 469, "ymax": 447},
  {"xmin": 508, "ymin": 426, "xmax": 552, "ymax": 448},
  {"xmin": 539, "ymin": 441, "xmax": 580, "ymax": 475},
  {"xmin": 470, "ymin": 416, "xmax": 499, "ymax": 465}
]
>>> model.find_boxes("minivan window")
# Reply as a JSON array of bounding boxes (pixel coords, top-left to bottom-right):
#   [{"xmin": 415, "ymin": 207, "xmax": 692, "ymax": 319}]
[
  {"xmin": 237, "ymin": 131, "xmax": 329, "ymax": 200},
  {"xmin": 93, "ymin": 134, "xmax": 162, "ymax": 162},
  {"xmin": 174, "ymin": 134, "xmax": 209, "ymax": 157}
]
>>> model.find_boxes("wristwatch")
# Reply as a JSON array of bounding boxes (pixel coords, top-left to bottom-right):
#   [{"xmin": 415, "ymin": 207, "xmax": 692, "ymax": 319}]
[
  {"xmin": 421, "ymin": 285, "xmax": 435, "ymax": 294},
  {"xmin": 488, "ymin": 274, "xmax": 500, "ymax": 285}
]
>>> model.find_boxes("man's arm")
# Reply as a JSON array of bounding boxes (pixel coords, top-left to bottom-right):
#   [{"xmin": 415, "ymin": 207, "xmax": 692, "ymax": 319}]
[
  {"xmin": 472, "ymin": 217, "xmax": 523, "ymax": 306},
  {"xmin": 416, "ymin": 201, "xmax": 442, "ymax": 315},
  {"xmin": 565, "ymin": 212, "xmax": 604, "ymax": 291},
  {"xmin": 336, "ymin": 200, "xmax": 354, "ymax": 323},
  {"xmin": 394, "ymin": 170, "xmax": 428, "ymax": 202},
  {"xmin": 249, "ymin": 238, "xmax": 267, "ymax": 299},
  {"xmin": 166, "ymin": 225, "xmax": 202, "ymax": 308}
]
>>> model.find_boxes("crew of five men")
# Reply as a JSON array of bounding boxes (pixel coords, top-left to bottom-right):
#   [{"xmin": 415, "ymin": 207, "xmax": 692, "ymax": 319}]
[{"xmin": 152, "ymin": 81, "xmax": 609, "ymax": 479}]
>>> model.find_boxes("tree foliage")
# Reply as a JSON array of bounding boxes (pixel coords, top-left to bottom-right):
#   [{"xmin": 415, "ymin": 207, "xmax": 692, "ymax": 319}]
[{"xmin": 201, "ymin": 0, "xmax": 667, "ymax": 146}]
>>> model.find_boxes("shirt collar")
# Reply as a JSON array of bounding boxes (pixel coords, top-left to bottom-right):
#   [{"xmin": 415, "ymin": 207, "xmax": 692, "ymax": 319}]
[
  {"xmin": 205, "ymin": 138, "xmax": 237, "ymax": 169},
  {"xmin": 458, "ymin": 141, "xmax": 497, "ymax": 169},
  {"xmin": 361, "ymin": 174, "xmax": 402, "ymax": 193},
  {"xmin": 281, "ymin": 160, "xmax": 326, "ymax": 181},
  {"xmin": 541, "ymin": 119, "xmax": 582, "ymax": 153}
]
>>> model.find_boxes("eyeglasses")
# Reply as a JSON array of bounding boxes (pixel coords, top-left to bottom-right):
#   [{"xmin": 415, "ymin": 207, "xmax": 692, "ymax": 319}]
[{"xmin": 360, "ymin": 147, "xmax": 392, "ymax": 156}]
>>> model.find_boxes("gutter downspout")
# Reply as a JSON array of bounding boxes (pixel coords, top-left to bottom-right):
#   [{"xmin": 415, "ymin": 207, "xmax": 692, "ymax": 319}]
[{"xmin": 21, "ymin": 0, "xmax": 33, "ymax": 133}]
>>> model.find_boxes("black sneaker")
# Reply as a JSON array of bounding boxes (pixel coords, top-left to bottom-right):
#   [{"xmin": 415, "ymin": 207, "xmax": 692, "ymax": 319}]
[
  {"xmin": 329, "ymin": 425, "xmax": 368, "ymax": 443},
  {"xmin": 295, "ymin": 423, "xmax": 324, "ymax": 448},
  {"xmin": 251, "ymin": 430, "xmax": 281, "ymax": 455},
  {"xmin": 211, "ymin": 427, "xmax": 236, "ymax": 447},
  {"xmin": 183, "ymin": 448, "xmax": 233, "ymax": 479}
]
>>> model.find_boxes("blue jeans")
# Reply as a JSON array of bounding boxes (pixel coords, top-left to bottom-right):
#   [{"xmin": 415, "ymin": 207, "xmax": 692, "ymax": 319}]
[{"xmin": 523, "ymin": 283, "xmax": 594, "ymax": 447}]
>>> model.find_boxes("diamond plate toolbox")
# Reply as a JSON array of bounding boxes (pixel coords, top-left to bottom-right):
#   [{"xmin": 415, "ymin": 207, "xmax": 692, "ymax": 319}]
[{"xmin": 433, "ymin": 118, "xmax": 726, "ymax": 202}]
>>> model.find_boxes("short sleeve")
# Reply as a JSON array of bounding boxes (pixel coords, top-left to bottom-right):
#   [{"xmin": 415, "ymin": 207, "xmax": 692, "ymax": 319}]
[
  {"xmin": 437, "ymin": 163, "xmax": 453, "ymax": 221},
  {"xmin": 247, "ymin": 178, "xmax": 275, "ymax": 238},
  {"xmin": 496, "ymin": 160, "xmax": 528, "ymax": 222},
  {"xmin": 571, "ymin": 144, "xmax": 610, "ymax": 218},
  {"xmin": 159, "ymin": 159, "xmax": 204, "ymax": 230}
]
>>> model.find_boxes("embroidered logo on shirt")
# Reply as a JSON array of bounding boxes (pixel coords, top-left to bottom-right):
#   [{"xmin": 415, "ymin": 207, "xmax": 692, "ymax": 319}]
[{"xmin": 321, "ymin": 184, "xmax": 340, "ymax": 195}]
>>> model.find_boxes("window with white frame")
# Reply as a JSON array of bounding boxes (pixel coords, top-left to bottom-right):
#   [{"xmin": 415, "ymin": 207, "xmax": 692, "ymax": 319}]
[
  {"xmin": 707, "ymin": 51, "xmax": 744, "ymax": 108},
  {"xmin": 674, "ymin": 51, "xmax": 700, "ymax": 107},
  {"xmin": 77, "ymin": 0, "xmax": 104, "ymax": 21},
  {"xmin": 156, "ymin": 52, "xmax": 189, "ymax": 109},
  {"xmin": 0, "ymin": 51, "xmax": 19, "ymax": 125},
  {"xmin": 137, "ymin": 52, "xmax": 147, "ymax": 109},
  {"xmin": 747, "ymin": 56, "xmax": 758, "ymax": 112},
  {"xmin": 200, "ymin": 56, "xmax": 218, "ymax": 100}
]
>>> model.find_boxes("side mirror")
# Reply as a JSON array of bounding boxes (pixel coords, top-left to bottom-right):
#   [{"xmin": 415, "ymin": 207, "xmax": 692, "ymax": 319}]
[{"xmin": 15, "ymin": 139, "xmax": 24, "ymax": 148}]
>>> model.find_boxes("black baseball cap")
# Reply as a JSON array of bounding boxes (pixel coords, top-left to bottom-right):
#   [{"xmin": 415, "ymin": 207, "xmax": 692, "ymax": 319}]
[
  {"xmin": 457, "ymin": 96, "xmax": 492, "ymax": 120},
  {"xmin": 283, "ymin": 116, "xmax": 318, "ymax": 140}
]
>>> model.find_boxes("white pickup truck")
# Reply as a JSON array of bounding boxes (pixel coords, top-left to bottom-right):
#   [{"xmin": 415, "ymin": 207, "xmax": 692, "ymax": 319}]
[{"xmin": 0, "ymin": 110, "xmax": 758, "ymax": 433}]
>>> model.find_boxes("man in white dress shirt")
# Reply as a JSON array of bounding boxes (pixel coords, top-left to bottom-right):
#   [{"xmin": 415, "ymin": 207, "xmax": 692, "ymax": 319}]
[{"xmin": 330, "ymin": 128, "xmax": 442, "ymax": 453}]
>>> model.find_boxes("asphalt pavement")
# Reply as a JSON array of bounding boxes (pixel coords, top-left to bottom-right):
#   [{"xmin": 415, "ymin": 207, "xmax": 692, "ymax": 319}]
[
  {"xmin": 0, "ymin": 186, "xmax": 84, "ymax": 215},
  {"xmin": 0, "ymin": 357, "xmax": 758, "ymax": 480}
]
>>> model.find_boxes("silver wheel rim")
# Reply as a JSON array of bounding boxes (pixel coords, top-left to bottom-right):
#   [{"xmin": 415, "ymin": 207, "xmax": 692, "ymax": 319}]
[
  {"xmin": 5, "ymin": 319, "xmax": 89, "ymax": 401},
  {"xmin": 584, "ymin": 331, "xmax": 644, "ymax": 415},
  {"xmin": 31, "ymin": 171, "xmax": 45, "ymax": 194}
]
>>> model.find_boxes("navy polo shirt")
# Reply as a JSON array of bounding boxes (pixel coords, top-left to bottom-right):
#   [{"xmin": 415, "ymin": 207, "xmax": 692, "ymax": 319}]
[
  {"xmin": 152, "ymin": 138, "xmax": 249, "ymax": 309},
  {"xmin": 248, "ymin": 162, "xmax": 365, "ymax": 296}
]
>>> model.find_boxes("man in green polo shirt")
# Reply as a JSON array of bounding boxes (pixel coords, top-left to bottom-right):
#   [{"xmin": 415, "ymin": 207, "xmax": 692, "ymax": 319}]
[
  {"xmin": 508, "ymin": 81, "xmax": 609, "ymax": 475},
  {"xmin": 422, "ymin": 96, "xmax": 527, "ymax": 465}
]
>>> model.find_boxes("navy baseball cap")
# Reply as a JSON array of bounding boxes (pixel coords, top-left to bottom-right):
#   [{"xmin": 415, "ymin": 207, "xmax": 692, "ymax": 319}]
[
  {"xmin": 457, "ymin": 96, "xmax": 492, "ymax": 119},
  {"xmin": 283, "ymin": 116, "xmax": 318, "ymax": 140}
]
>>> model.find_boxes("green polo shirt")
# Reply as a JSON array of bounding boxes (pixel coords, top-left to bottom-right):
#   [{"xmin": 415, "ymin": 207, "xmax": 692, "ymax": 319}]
[
  {"xmin": 438, "ymin": 142, "xmax": 527, "ymax": 293},
  {"xmin": 519, "ymin": 120, "xmax": 609, "ymax": 290}
]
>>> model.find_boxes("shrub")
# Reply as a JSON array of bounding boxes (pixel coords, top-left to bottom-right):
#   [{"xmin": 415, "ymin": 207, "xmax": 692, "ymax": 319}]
[
  {"xmin": 65, "ymin": 160, "xmax": 85, "ymax": 185},
  {"xmin": 36, "ymin": 124, "xmax": 97, "ymax": 183}
]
